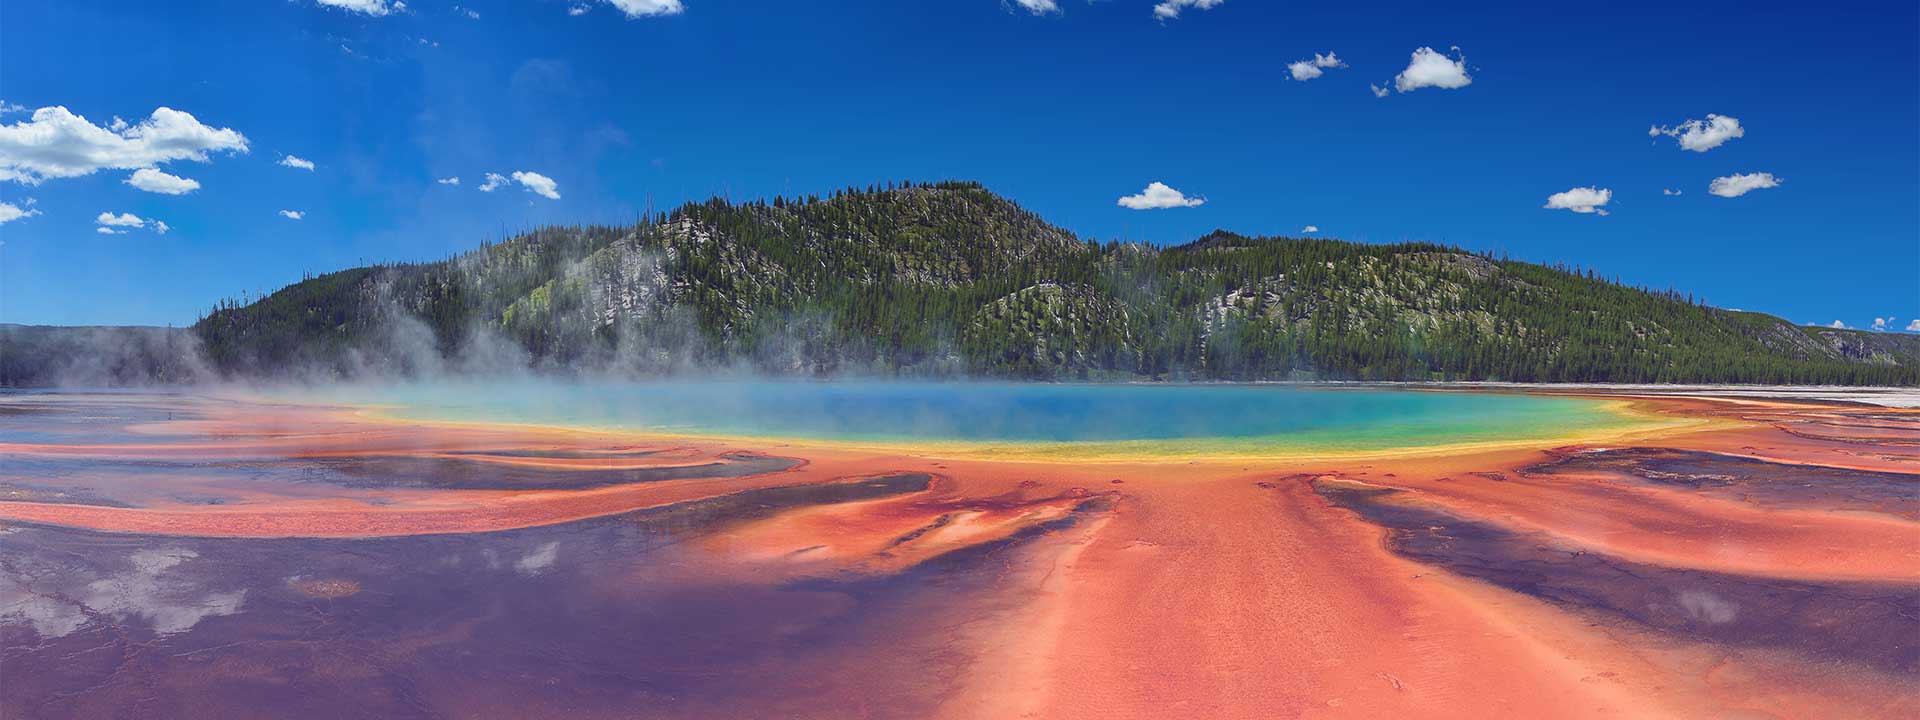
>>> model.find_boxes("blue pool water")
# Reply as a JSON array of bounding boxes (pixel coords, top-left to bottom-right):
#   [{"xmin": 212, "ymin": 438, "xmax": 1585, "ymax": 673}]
[{"xmin": 316, "ymin": 381, "xmax": 1638, "ymax": 452}]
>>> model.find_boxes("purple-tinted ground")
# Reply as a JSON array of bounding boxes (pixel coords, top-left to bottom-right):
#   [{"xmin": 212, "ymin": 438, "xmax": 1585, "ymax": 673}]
[{"xmin": 1, "ymin": 472, "xmax": 1103, "ymax": 719}]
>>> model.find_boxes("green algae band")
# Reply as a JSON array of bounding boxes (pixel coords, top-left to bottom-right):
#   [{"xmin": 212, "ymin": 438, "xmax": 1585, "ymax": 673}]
[{"xmin": 346, "ymin": 382, "xmax": 1649, "ymax": 456}]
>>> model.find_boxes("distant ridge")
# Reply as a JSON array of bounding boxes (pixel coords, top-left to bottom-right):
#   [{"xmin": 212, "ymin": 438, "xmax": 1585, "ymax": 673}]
[{"xmin": 13, "ymin": 181, "xmax": 1918, "ymax": 386}]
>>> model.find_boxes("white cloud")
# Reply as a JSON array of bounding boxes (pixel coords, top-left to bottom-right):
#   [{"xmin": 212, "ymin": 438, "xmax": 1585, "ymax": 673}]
[
  {"xmin": 515, "ymin": 541, "xmax": 561, "ymax": 575},
  {"xmin": 0, "ymin": 199, "xmax": 38, "ymax": 224},
  {"xmin": 1117, "ymin": 181, "xmax": 1205, "ymax": 210},
  {"xmin": 437, "ymin": 176, "xmax": 461, "ymax": 186},
  {"xmin": 568, "ymin": 4, "xmax": 591, "ymax": 15},
  {"xmin": 1828, "ymin": 320, "xmax": 1848, "ymax": 329},
  {"xmin": 279, "ymin": 210, "xmax": 305, "ymax": 220},
  {"xmin": 1649, "ymin": 114, "xmax": 1743, "ymax": 152},
  {"xmin": 278, "ymin": 154, "xmax": 315, "ymax": 171},
  {"xmin": 1153, "ymin": 0, "xmax": 1225, "ymax": 21},
  {"xmin": 1871, "ymin": 317, "xmax": 1895, "ymax": 331},
  {"xmin": 1287, "ymin": 52, "xmax": 1345, "ymax": 81},
  {"xmin": 0, "ymin": 548, "xmax": 245, "ymax": 639},
  {"xmin": 1011, "ymin": 0, "xmax": 1059, "ymax": 14},
  {"xmin": 1544, "ymin": 186, "xmax": 1612, "ymax": 215},
  {"xmin": 603, "ymin": 0, "xmax": 683, "ymax": 18},
  {"xmin": 476, "ymin": 171, "xmax": 560, "ymax": 199},
  {"xmin": 315, "ymin": 0, "xmax": 401, "ymax": 16},
  {"xmin": 0, "ymin": 100, "xmax": 25, "ymax": 115},
  {"xmin": 1391, "ymin": 47, "xmax": 1472, "ymax": 93},
  {"xmin": 1707, "ymin": 172, "xmax": 1782, "ymax": 198},
  {"xmin": 95, "ymin": 210, "xmax": 168, "ymax": 234},
  {"xmin": 96, "ymin": 211, "xmax": 145, "ymax": 227},
  {"xmin": 125, "ymin": 167, "xmax": 200, "ymax": 195},
  {"xmin": 1301, "ymin": 225, "xmax": 1318, "ymax": 233},
  {"xmin": 0, "ymin": 106, "xmax": 248, "ymax": 185},
  {"xmin": 511, "ymin": 170, "xmax": 561, "ymax": 199},
  {"xmin": 1663, "ymin": 188, "xmax": 1682, "ymax": 196},
  {"xmin": 1370, "ymin": 84, "xmax": 1389, "ymax": 98},
  {"xmin": 454, "ymin": 5, "xmax": 480, "ymax": 19},
  {"xmin": 1907, "ymin": 319, "xmax": 1920, "ymax": 332}
]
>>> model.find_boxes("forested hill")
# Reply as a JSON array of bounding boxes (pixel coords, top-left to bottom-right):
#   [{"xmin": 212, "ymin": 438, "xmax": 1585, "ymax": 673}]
[{"xmin": 184, "ymin": 180, "xmax": 1920, "ymax": 385}]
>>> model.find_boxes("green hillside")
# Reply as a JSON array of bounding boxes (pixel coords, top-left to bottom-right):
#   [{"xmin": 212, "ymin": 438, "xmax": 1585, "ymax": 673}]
[{"xmin": 187, "ymin": 181, "xmax": 1920, "ymax": 385}]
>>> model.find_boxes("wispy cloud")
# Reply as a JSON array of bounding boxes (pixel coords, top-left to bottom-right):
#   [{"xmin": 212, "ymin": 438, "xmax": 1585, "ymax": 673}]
[
  {"xmin": 96, "ymin": 211, "xmax": 169, "ymax": 234},
  {"xmin": 279, "ymin": 154, "xmax": 316, "ymax": 171},
  {"xmin": 601, "ymin": 0, "xmax": 683, "ymax": 18},
  {"xmin": 279, "ymin": 210, "xmax": 305, "ymax": 220},
  {"xmin": 514, "ymin": 542, "xmax": 561, "ymax": 575},
  {"xmin": 1288, "ymin": 52, "xmax": 1346, "ymax": 81},
  {"xmin": 314, "ymin": 0, "xmax": 403, "ymax": 17},
  {"xmin": 475, "ymin": 170, "xmax": 560, "ymax": 199},
  {"xmin": 1009, "ymin": 0, "xmax": 1059, "ymax": 14},
  {"xmin": 1649, "ymin": 114, "xmax": 1744, "ymax": 152},
  {"xmin": 1708, "ymin": 172, "xmax": 1782, "ymax": 198},
  {"xmin": 436, "ymin": 176, "xmax": 461, "ymax": 186},
  {"xmin": 4, "ymin": 548, "xmax": 245, "ymax": 638},
  {"xmin": 0, "ymin": 198, "xmax": 38, "ymax": 224},
  {"xmin": 1153, "ymin": 0, "xmax": 1225, "ymax": 22}
]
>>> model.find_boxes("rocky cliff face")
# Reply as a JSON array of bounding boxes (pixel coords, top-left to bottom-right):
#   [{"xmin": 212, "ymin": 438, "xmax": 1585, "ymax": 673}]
[{"xmin": 1807, "ymin": 327, "xmax": 1914, "ymax": 365}]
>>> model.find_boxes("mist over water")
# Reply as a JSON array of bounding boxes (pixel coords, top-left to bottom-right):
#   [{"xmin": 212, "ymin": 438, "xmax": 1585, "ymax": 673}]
[{"xmin": 297, "ymin": 381, "xmax": 1635, "ymax": 451}]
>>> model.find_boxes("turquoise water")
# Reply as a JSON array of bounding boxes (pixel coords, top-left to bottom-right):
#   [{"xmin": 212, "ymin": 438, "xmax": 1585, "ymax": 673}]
[{"xmin": 323, "ymin": 382, "xmax": 1638, "ymax": 453}]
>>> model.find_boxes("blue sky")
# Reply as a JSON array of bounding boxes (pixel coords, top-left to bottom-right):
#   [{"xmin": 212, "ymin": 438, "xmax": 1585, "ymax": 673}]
[{"xmin": 2, "ymin": 0, "xmax": 1915, "ymax": 331}]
